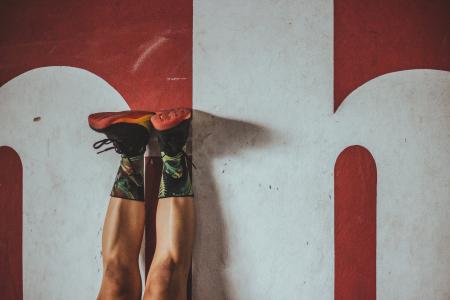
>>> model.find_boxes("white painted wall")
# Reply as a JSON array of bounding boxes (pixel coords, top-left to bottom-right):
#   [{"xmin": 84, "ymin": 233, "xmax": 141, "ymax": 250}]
[
  {"xmin": 0, "ymin": 67, "xmax": 146, "ymax": 299},
  {"xmin": 193, "ymin": 0, "xmax": 450, "ymax": 299}
]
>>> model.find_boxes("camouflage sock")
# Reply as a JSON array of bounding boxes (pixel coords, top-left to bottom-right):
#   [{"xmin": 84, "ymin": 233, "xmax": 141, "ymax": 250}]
[
  {"xmin": 158, "ymin": 145, "xmax": 193, "ymax": 198},
  {"xmin": 110, "ymin": 155, "xmax": 144, "ymax": 201}
]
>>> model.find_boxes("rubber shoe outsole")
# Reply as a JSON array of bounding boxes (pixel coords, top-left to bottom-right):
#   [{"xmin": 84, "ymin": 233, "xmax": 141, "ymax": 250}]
[
  {"xmin": 88, "ymin": 111, "xmax": 154, "ymax": 132},
  {"xmin": 150, "ymin": 108, "xmax": 192, "ymax": 131}
]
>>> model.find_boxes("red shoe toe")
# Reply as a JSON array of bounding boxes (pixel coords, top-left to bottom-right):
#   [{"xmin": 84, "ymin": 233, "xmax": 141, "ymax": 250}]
[{"xmin": 151, "ymin": 108, "xmax": 192, "ymax": 131}]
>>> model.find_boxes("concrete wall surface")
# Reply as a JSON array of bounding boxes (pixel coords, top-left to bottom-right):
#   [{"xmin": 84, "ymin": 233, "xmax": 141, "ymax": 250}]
[
  {"xmin": 192, "ymin": 0, "xmax": 450, "ymax": 299},
  {"xmin": 0, "ymin": 0, "xmax": 448, "ymax": 299}
]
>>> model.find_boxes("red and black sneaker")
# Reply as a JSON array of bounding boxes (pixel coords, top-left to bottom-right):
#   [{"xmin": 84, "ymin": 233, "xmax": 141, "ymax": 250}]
[
  {"xmin": 88, "ymin": 111, "xmax": 154, "ymax": 156},
  {"xmin": 150, "ymin": 108, "xmax": 192, "ymax": 157},
  {"xmin": 150, "ymin": 108, "xmax": 194, "ymax": 198}
]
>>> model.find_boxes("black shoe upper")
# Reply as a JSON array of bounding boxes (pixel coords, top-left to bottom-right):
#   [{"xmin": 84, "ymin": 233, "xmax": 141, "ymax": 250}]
[
  {"xmin": 93, "ymin": 123, "xmax": 150, "ymax": 157},
  {"xmin": 155, "ymin": 119, "xmax": 191, "ymax": 157}
]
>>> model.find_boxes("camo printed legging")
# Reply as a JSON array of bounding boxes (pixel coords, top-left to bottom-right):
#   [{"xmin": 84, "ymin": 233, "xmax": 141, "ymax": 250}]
[{"xmin": 110, "ymin": 155, "xmax": 144, "ymax": 201}]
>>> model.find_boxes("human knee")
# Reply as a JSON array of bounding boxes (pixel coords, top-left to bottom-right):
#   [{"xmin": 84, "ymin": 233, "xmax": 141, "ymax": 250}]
[
  {"xmin": 145, "ymin": 256, "xmax": 189, "ymax": 295},
  {"xmin": 156, "ymin": 254, "xmax": 190, "ymax": 278},
  {"xmin": 147, "ymin": 257, "xmax": 175, "ymax": 287},
  {"xmin": 102, "ymin": 258, "xmax": 139, "ymax": 294}
]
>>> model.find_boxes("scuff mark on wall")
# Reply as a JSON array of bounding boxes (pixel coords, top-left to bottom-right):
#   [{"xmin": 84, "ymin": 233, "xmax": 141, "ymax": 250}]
[{"xmin": 132, "ymin": 33, "xmax": 170, "ymax": 73}]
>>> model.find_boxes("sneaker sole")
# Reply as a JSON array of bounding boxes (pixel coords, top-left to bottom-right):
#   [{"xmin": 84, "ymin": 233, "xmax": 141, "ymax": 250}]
[
  {"xmin": 151, "ymin": 108, "xmax": 192, "ymax": 131},
  {"xmin": 89, "ymin": 111, "xmax": 154, "ymax": 132}
]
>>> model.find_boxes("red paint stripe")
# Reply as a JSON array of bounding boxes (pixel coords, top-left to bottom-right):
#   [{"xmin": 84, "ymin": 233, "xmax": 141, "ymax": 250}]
[
  {"xmin": 335, "ymin": 145, "xmax": 377, "ymax": 300},
  {"xmin": 0, "ymin": 146, "xmax": 23, "ymax": 300},
  {"xmin": 144, "ymin": 156, "xmax": 162, "ymax": 275},
  {"xmin": 0, "ymin": 0, "xmax": 193, "ymax": 111},
  {"xmin": 334, "ymin": 0, "xmax": 450, "ymax": 111}
]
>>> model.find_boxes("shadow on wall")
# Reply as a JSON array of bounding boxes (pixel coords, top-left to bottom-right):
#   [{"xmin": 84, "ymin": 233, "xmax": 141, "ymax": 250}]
[{"xmin": 192, "ymin": 110, "xmax": 273, "ymax": 300}]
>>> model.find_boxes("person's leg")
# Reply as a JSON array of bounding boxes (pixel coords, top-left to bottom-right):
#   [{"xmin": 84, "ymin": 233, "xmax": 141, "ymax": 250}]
[
  {"xmin": 88, "ymin": 111, "xmax": 153, "ymax": 299},
  {"xmin": 143, "ymin": 108, "xmax": 195, "ymax": 300},
  {"xmin": 97, "ymin": 197, "xmax": 145, "ymax": 300},
  {"xmin": 143, "ymin": 197, "xmax": 195, "ymax": 300}
]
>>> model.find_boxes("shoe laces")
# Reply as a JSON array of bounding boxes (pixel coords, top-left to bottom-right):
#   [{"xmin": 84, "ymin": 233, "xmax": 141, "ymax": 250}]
[
  {"xmin": 93, "ymin": 138, "xmax": 126, "ymax": 154},
  {"xmin": 174, "ymin": 149, "xmax": 197, "ymax": 169},
  {"xmin": 94, "ymin": 134, "xmax": 195, "ymax": 168}
]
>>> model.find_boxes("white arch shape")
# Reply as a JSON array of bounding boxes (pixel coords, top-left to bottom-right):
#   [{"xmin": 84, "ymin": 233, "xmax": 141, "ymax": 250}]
[
  {"xmin": 0, "ymin": 66, "xmax": 143, "ymax": 299},
  {"xmin": 330, "ymin": 69, "xmax": 450, "ymax": 299}
]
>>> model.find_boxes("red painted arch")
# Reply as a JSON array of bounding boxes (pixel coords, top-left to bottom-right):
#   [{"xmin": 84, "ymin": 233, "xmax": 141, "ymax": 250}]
[
  {"xmin": 0, "ymin": 146, "xmax": 23, "ymax": 300},
  {"xmin": 334, "ymin": 0, "xmax": 450, "ymax": 111},
  {"xmin": 334, "ymin": 145, "xmax": 377, "ymax": 300}
]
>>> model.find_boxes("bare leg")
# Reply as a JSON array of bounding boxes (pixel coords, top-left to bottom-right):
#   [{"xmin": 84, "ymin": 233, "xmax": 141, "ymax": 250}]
[
  {"xmin": 88, "ymin": 110, "xmax": 151, "ymax": 298},
  {"xmin": 97, "ymin": 197, "xmax": 145, "ymax": 300},
  {"xmin": 143, "ymin": 196, "xmax": 195, "ymax": 300},
  {"xmin": 144, "ymin": 108, "xmax": 195, "ymax": 299}
]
